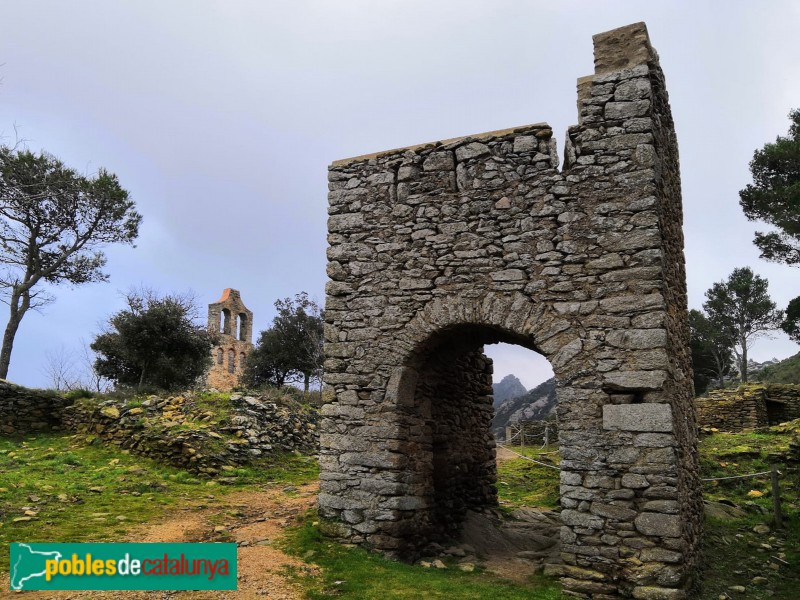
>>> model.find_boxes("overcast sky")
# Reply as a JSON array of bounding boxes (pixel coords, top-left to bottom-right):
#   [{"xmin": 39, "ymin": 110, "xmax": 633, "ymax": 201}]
[{"xmin": 1, "ymin": 1, "xmax": 799, "ymax": 391}]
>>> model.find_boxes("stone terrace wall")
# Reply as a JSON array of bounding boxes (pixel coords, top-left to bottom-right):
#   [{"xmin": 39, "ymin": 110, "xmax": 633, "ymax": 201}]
[
  {"xmin": 62, "ymin": 392, "xmax": 318, "ymax": 476},
  {"xmin": 321, "ymin": 22, "xmax": 699, "ymax": 600},
  {"xmin": 0, "ymin": 381, "xmax": 73, "ymax": 435},
  {"xmin": 696, "ymin": 384, "xmax": 800, "ymax": 431}
]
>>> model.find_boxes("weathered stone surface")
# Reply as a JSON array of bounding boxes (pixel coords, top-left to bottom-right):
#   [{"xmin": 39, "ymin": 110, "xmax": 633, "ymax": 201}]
[
  {"xmin": 603, "ymin": 403, "xmax": 673, "ymax": 432},
  {"xmin": 455, "ymin": 142, "xmax": 490, "ymax": 161},
  {"xmin": 513, "ymin": 136, "xmax": 538, "ymax": 153},
  {"xmin": 605, "ymin": 329, "xmax": 667, "ymax": 349},
  {"xmin": 605, "ymin": 100, "xmax": 651, "ymax": 120},
  {"xmin": 423, "ymin": 152, "xmax": 454, "ymax": 171},
  {"xmin": 320, "ymin": 21, "xmax": 699, "ymax": 600},
  {"xmin": 634, "ymin": 512, "xmax": 681, "ymax": 537},
  {"xmin": 632, "ymin": 586, "xmax": 686, "ymax": 600},
  {"xmin": 603, "ymin": 370, "xmax": 667, "ymax": 391},
  {"xmin": 590, "ymin": 502, "xmax": 637, "ymax": 521},
  {"xmin": 561, "ymin": 509, "xmax": 604, "ymax": 529}
]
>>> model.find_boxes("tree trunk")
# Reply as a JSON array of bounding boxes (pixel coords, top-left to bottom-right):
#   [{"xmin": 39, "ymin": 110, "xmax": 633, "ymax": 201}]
[
  {"xmin": 138, "ymin": 361, "xmax": 147, "ymax": 390},
  {"xmin": 303, "ymin": 372, "xmax": 310, "ymax": 393},
  {"xmin": 741, "ymin": 339, "xmax": 749, "ymax": 384},
  {"xmin": 0, "ymin": 288, "xmax": 30, "ymax": 380}
]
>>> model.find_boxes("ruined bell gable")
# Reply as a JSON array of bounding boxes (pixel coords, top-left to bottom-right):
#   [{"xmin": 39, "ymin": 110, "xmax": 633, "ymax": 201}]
[{"xmin": 206, "ymin": 288, "xmax": 254, "ymax": 390}]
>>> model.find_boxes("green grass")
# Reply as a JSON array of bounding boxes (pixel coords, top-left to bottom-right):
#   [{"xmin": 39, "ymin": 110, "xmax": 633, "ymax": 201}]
[
  {"xmin": 698, "ymin": 429, "xmax": 800, "ymax": 599},
  {"xmin": 496, "ymin": 445, "xmax": 560, "ymax": 511},
  {"xmin": 2, "ymin": 424, "xmax": 797, "ymax": 599},
  {"xmin": 0, "ymin": 432, "xmax": 317, "ymax": 574},
  {"xmin": 280, "ymin": 513, "xmax": 562, "ymax": 600},
  {"xmin": 272, "ymin": 446, "xmax": 564, "ymax": 599},
  {"xmin": 699, "ymin": 431, "xmax": 793, "ymax": 507},
  {"xmin": 187, "ymin": 391, "xmax": 233, "ymax": 424}
]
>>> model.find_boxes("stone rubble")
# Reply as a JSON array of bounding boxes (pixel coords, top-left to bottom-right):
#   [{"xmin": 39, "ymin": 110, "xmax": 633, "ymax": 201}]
[{"xmin": 59, "ymin": 391, "xmax": 318, "ymax": 476}]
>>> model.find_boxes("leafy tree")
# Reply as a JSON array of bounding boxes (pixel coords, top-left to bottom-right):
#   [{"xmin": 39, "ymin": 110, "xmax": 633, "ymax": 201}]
[
  {"xmin": 0, "ymin": 147, "xmax": 141, "ymax": 378},
  {"xmin": 781, "ymin": 296, "xmax": 800, "ymax": 343},
  {"xmin": 688, "ymin": 308, "xmax": 734, "ymax": 393},
  {"xmin": 243, "ymin": 292, "xmax": 323, "ymax": 392},
  {"xmin": 739, "ymin": 109, "xmax": 800, "ymax": 265},
  {"xmin": 703, "ymin": 267, "xmax": 782, "ymax": 383},
  {"xmin": 242, "ymin": 328, "xmax": 296, "ymax": 388},
  {"xmin": 91, "ymin": 290, "xmax": 214, "ymax": 390}
]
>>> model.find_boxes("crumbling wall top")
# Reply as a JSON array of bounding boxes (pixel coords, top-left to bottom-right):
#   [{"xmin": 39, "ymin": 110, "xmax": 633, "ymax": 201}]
[{"xmin": 592, "ymin": 22, "xmax": 655, "ymax": 74}]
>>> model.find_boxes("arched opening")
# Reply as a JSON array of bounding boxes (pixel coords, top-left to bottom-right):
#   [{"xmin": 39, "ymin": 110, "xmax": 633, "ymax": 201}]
[
  {"xmin": 216, "ymin": 348, "xmax": 224, "ymax": 365},
  {"xmin": 227, "ymin": 349, "xmax": 235, "ymax": 374},
  {"xmin": 221, "ymin": 309, "xmax": 232, "ymax": 335},
  {"xmin": 398, "ymin": 323, "xmax": 559, "ymax": 549},
  {"xmin": 239, "ymin": 352, "xmax": 246, "ymax": 371},
  {"xmin": 237, "ymin": 313, "xmax": 248, "ymax": 341},
  {"xmin": 485, "ymin": 343, "xmax": 555, "ymax": 442}
]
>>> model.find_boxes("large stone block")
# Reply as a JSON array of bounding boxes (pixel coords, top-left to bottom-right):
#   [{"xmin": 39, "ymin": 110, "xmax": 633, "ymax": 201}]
[{"xmin": 603, "ymin": 403, "xmax": 673, "ymax": 432}]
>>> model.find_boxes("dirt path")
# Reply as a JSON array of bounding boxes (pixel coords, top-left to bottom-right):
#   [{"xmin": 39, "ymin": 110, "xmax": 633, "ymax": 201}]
[
  {"xmin": 4, "ymin": 452, "xmax": 553, "ymax": 598},
  {"xmin": 3, "ymin": 482, "xmax": 319, "ymax": 599},
  {"xmin": 494, "ymin": 445, "xmax": 518, "ymax": 464}
]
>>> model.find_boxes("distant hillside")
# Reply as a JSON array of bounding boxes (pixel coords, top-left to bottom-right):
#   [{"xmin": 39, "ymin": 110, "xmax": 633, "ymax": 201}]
[
  {"xmin": 492, "ymin": 377, "xmax": 556, "ymax": 437},
  {"xmin": 755, "ymin": 352, "xmax": 800, "ymax": 384},
  {"xmin": 492, "ymin": 374, "xmax": 527, "ymax": 408}
]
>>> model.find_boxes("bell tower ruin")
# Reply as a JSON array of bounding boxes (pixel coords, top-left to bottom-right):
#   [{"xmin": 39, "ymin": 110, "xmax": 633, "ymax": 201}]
[
  {"xmin": 320, "ymin": 23, "xmax": 701, "ymax": 599},
  {"xmin": 206, "ymin": 288, "xmax": 254, "ymax": 390}
]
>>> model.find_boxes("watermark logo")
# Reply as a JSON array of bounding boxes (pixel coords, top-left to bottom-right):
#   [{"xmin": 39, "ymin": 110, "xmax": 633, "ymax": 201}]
[{"xmin": 10, "ymin": 543, "xmax": 237, "ymax": 591}]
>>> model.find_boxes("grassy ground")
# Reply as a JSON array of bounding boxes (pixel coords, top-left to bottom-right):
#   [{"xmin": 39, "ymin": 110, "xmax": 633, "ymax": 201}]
[
  {"xmin": 280, "ymin": 515, "xmax": 561, "ymax": 600},
  {"xmin": 496, "ymin": 445, "xmax": 560, "ymax": 511},
  {"xmin": 1, "ymin": 426, "xmax": 798, "ymax": 598},
  {"xmin": 276, "ymin": 444, "xmax": 564, "ymax": 599},
  {"xmin": 697, "ymin": 429, "xmax": 799, "ymax": 599},
  {"xmin": 0, "ymin": 431, "xmax": 317, "ymax": 572}
]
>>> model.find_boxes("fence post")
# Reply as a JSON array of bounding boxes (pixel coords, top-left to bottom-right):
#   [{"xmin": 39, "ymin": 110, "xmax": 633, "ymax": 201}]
[{"xmin": 771, "ymin": 464, "xmax": 783, "ymax": 528}]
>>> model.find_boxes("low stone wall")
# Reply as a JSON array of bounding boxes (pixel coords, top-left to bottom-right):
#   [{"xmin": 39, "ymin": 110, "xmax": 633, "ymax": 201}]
[
  {"xmin": 61, "ymin": 392, "xmax": 319, "ymax": 476},
  {"xmin": 0, "ymin": 380, "xmax": 73, "ymax": 435},
  {"xmin": 695, "ymin": 384, "xmax": 800, "ymax": 432}
]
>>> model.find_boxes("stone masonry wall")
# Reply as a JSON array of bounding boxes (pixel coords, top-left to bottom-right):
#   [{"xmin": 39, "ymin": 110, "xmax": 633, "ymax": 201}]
[
  {"xmin": 61, "ymin": 392, "xmax": 318, "ymax": 476},
  {"xmin": 420, "ymin": 346, "xmax": 496, "ymax": 540},
  {"xmin": 0, "ymin": 381, "xmax": 72, "ymax": 435},
  {"xmin": 696, "ymin": 384, "xmax": 800, "ymax": 431},
  {"xmin": 206, "ymin": 289, "xmax": 254, "ymax": 390},
  {"xmin": 321, "ymin": 22, "xmax": 699, "ymax": 599}
]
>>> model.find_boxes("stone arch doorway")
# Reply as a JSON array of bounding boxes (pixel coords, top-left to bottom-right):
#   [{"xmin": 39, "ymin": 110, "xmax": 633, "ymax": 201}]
[
  {"xmin": 320, "ymin": 22, "xmax": 701, "ymax": 599},
  {"xmin": 387, "ymin": 298, "xmax": 567, "ymax": 550}
]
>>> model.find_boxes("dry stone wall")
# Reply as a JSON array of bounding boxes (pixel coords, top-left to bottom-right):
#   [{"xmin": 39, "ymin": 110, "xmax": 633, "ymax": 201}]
[
  {"xmin": 696, "ymin": 384, "xmax": 800, "ymax": 431},
  {"xmin": 0, "ymin": 381, "xmax": 72, "ymax": 435},
  {"xmin": 321, "ymin": 22, "xmax": 699, "ymax": 599},
  {"xmin": 62, "ymin": 392, "xmax": 319, "ymax": 476}
]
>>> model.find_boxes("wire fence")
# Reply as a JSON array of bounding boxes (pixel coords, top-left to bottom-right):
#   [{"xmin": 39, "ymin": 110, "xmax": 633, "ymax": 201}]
[
  {"xmin": 496, "ymin": 442, "xmax": 560, "ymax": 470},
  {"xmin": 496, "ymin": 443, "xmax": 786, "ymax": 527}
]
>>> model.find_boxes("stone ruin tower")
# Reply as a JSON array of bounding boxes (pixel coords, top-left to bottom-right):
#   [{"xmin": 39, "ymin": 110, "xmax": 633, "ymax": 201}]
[
  {"xmin": 206, "ymin": 289, "xmax": 254, "ymax": 390},
  {"xmin": 320, "ymin": 23, "xmax": 701, "ymax": 599}
]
